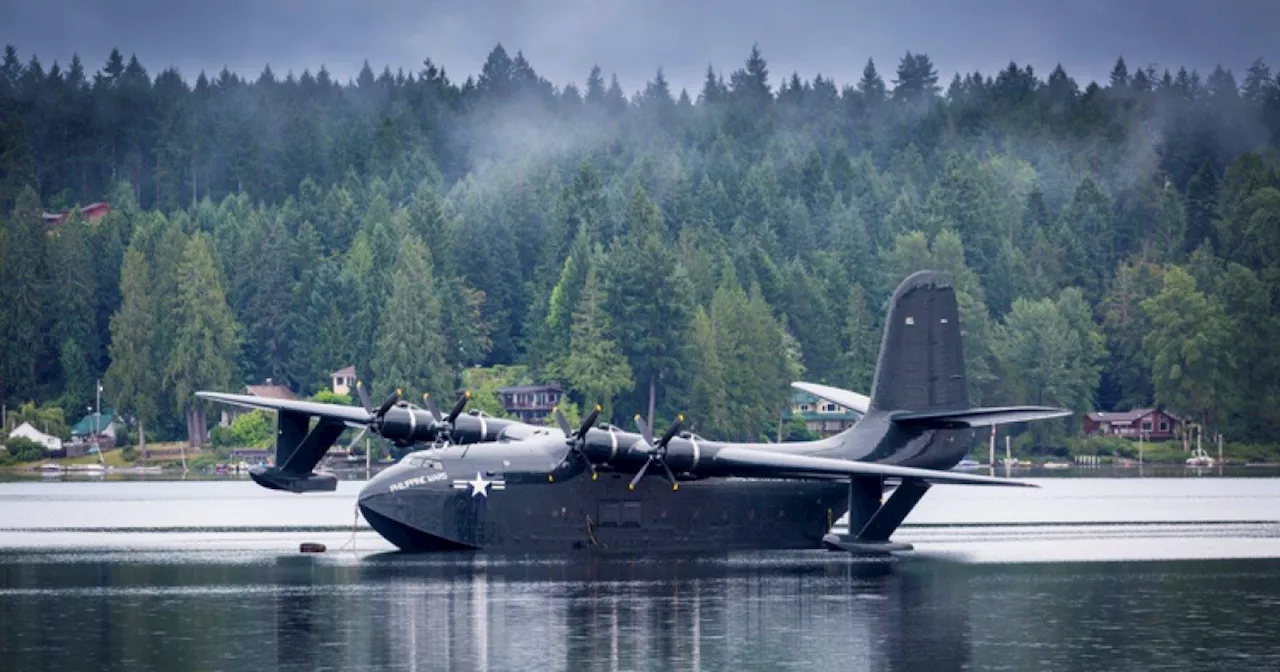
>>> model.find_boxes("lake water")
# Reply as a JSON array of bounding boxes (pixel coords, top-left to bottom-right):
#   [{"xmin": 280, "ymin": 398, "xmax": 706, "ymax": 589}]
[{"xmin": 1, "ymin": 477, "xmax": 1278, "ymax": 670}]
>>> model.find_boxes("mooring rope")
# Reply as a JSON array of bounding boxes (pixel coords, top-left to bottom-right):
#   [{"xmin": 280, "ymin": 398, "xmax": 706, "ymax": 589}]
[{"xmin": 338, "ymin": 502, "xmax": 360, "ymax": 553}]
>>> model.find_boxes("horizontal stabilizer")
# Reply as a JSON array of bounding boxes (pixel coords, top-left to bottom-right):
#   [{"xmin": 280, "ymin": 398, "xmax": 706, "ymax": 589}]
[
  {"xmin": 790, "ymin": 382, "xmax": 870, "ymax": 415},
  {"xmin": 712, "ymin": 447, "xmax": 1037, "ymax": 487},
  {"xmin": 890, "ymin": 406, "xmax": 1073, "ymax": 429}
]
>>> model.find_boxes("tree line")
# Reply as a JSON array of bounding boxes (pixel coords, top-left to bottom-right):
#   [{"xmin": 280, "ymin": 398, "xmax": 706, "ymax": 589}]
[{"xmin": 1, "ymin": 43, "xmax": 1279, "ymax": 449}]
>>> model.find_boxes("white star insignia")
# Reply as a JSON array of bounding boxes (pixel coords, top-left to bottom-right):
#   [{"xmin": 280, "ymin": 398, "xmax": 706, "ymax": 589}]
[
  {"xmin": 468, "ymin": 472, "xmax": 491, "ymax": 498},
  {"xmin": 453, "ymin": 472, "xmax": 506, "ymax": 496}
]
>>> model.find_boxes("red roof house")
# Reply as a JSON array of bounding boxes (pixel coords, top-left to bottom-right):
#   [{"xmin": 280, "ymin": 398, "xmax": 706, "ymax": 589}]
[
  {"xmin": 1082, "ymin": 408, "xmax": 1181, "ymax": 441},
  {"xmin": 42, "ymin": 202, "xmax": 111, "ymax": 225}
]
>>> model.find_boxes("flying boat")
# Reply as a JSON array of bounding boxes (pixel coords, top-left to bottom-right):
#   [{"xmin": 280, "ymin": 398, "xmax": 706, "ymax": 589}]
[{"xmin": 198, "ymin": 271, "xmax": 1071, "ymax": 554}]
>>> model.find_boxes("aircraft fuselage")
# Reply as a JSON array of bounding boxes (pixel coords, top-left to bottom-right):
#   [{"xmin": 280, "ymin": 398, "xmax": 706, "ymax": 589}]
[{"xmin": 358, "ymin": 454, "xmax": 850, "ymax": 553}]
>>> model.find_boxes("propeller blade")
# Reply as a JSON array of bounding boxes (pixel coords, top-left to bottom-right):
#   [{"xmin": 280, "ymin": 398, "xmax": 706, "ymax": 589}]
[
  {"xmin": 577, "ymin": 405, "xmax": 601, "ymax": 439},
  {"xmin": 422, "ymin": 393, "xmax": 442, "ymax": 422},
  {"xmin": 355, "ymin": 380, "xmax": 373, "ymax": 414},
  {"xmin": 657, "ymin": 457, "xmax": 679, "ymax": 490},
  {"xmin": 577, "ymin": 450, "xmax": 597, "ymax": 479},
  {"xmin": 341, "ymin": 426, "xmax": 370, "ymax": 453},
  {"xmin": 657, "ymin": 414, "xmax": 684, "ymax": 450},
  {"xmin": 628, "ymin": 457, "xmax": 652, "ymax": 490},
  {"xmin": 553, "ymin": 407, "xmax": 573, "ymax": 436},
  {"xmin": 376, "ymin": 389, "xmax": 401, "ymax": 417},
  {"xmin": 634, "ymin": 414, "xmax": 654, "ymax": 445},
  {"xmin": 446, "ymin": 391, "xmax": 470, "ymax": 424}
]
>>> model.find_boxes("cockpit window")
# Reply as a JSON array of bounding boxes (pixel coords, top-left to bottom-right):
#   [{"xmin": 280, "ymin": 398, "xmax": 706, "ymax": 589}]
[{"xmin": 404, "ymin": 455, "xmax": 444, "ymax": 470}]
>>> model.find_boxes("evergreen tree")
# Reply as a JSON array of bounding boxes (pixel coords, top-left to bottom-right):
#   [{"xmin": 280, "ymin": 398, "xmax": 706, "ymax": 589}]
[
  {"xmin": 1108, "ymin": 57, "xmax": 1130, "ymax": 89},
  {"xmin": 857, "ymin": 58, "xmax": 886, "ymax": 105},
  {"xmin": 548, "ymin": 262, "xmax": 632, "ymax": 420},
  {"xmin": 1142, "ymin": 267, "xmax": 1235, "ymax": 432},
  {"xmin": 541, "ymin": 229, "xmax": 590, "ymax": 370},
  {"xmin": 104, "ymin": 247, "xmax": 158, "ymax": 458},
  {"xmin": 1151, "ymin": 184, "xmax": 1188, "ymax": 263},
  {"xmin": 167, "ymin": 232, "xmax": 240, "ymax": 447},
  {"xmin": 1184, "ymin": 162, "xmax": 1219, "ymax": 251},
  {"xmin": 992, "ymin": 290, "xmax": 1103, "ymax": 445},
  {"xmin": 892, "ymin": 52, "xmax": 940, "ymax": 103},
  {"xmin": 604, "ymin": 229, "xmax": 694, "ymax": 421},
  {"xmin": 838, "ymin": 283, "xmax": 877, "ymax": 392},
  {"xmin": 1099, "ymin": 260, "xmax": 1162, "ymax": 410},
  {"xmin": 242, "ymin": 212, "xmax": 293, "ymax": 384},
  {"xmin": 1241, "ymin": 58, "xmax": 1273, "ymax": 103},
  {"xmin": 0, "ymin": 187, "xmax": 46, "ymax": 403},
  {"xmin": 370, "ymin": 236, "xmax": 450, "ymax": 401},
  {"xmin": 1059, "ymin": 176, "xmax": 1115, "ymax": 302}
]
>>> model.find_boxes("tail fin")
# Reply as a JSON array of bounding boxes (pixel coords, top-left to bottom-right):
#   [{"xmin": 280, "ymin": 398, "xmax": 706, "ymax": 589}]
[{"xmin": 870, "ymin": 271, "xmax": 968, "ymax": 413}]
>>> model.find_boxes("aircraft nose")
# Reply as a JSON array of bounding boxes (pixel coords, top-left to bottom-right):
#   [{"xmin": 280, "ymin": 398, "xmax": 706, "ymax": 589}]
[{"xmin": 357, "ymin": 467, "xmax": 475, "ymax": 551}]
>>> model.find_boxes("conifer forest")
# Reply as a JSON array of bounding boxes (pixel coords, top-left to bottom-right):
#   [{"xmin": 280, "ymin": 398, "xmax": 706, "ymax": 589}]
[{"xmin": 2, "ymin": 44, "xmax": 1280, "ymax": 450}]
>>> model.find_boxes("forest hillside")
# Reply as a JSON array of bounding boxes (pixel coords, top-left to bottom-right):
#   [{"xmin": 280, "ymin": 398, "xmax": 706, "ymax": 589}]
[{"xmin": 2, "ymin": 44, "xmax": 1279, "ymax": 448}]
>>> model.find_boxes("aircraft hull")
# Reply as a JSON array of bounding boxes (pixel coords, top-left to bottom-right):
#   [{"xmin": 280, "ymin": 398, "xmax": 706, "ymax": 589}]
[{"xmin": 358, "ymin": 471, "xmax": 850, "ymax": 554}]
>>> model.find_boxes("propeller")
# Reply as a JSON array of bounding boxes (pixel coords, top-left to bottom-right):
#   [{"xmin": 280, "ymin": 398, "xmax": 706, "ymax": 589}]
[
  {"xmin": 422, "ymin": 390, "xmax": 470, "ymax": 445},
  {"xmin": 341, "ymin": 381, "xmax": 400, "ymax": 452},
  {"xmin": 629, "ymin": 413, "xmax": 683, "ymax": 491},
  {"xmin": 347, "ymin": 381, "xmax": 473, "ymax": 448},
  {"xmin": 551, "ymin": 404, "xmax": 602, "ymax": 481}
]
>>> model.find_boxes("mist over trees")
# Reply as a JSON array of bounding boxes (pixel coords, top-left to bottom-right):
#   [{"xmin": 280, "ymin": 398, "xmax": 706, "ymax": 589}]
[{"xmin": 2, "ymin": 43, "xmax": 1280, "ymax": 447}]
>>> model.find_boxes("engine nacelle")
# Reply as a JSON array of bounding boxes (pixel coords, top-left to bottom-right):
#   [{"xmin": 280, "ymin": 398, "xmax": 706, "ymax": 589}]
[{"xmin": 376, "ymin": 406, "xmax": 439, "ymax": 444}]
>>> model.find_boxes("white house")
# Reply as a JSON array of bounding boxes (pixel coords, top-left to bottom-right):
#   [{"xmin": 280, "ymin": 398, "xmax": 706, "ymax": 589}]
[
  {"xmin": 7, "ymin": 422, "xmax": 63, "ymax": 451},
  {"xmin": 331, "ymin": 365, "xmax": 356, "ymax": 396}
]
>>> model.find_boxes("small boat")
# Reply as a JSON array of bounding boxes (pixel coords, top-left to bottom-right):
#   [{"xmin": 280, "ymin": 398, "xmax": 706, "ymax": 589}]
[
  {"xmin": 1186, "ymin": 448, "xmax": 1215, "ymax": 467},
  {"xmin": 954, "ymin": 459, "xmax": 981, "ymax": 469},
  {"xmin": 1042, "ymin": 461, "xmax": 1071, "ymax": 469},
  {"xmin": 38, "ymin": 463, "xmax": 63, "ymax": 474}
]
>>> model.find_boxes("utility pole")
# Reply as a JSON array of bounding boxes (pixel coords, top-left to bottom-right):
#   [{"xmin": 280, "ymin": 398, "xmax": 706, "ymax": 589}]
[
  {"xmin": 989, "ymin": 425, "xmax": 996, "ymax": 466},
  {"xmin": 95, "ymin": 380, "xmax": 105, "ymax": 466},
  {"xmin": 1005, "ymin": 435, "xmax": 1011, "ymax": 465},
  {"xmin": 1138, "ymin": 429, "xmax": 1146, "ymax": 465},
  {"xmin": 1217, "ymin": 433, "xmax": 1223, "ymax": 466}
]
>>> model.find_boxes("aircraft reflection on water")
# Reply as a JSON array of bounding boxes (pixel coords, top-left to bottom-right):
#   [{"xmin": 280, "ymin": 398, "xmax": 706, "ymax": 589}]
[
  {"xmin": 199, "ymin": 271, "xmax": 1071, "ymax": 555},
  {"xmin": 270, "ymin": 554, "xmax": 972, "ymax": 671}
]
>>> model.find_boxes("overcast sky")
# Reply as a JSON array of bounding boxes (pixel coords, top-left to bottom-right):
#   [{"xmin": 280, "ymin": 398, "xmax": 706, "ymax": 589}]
[{"xmin": 3, "ymin": 0, "xmax": 1278, "ymax": 95}]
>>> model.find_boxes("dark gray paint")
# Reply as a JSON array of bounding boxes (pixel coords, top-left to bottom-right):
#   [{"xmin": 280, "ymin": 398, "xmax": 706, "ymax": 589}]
[{"xmin": 198, "ymin": 270, "xmax": 1070, "ymax": 554}]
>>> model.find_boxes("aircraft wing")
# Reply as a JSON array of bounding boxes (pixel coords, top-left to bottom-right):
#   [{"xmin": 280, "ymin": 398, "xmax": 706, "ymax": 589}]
[
  {"xmin": 790, "ymin": 382, "xmax": 870, "ymax": 415},
  {"xmin": 711, "ymin": 446, "xmax": 1036, "ymax": 487},
  {"xmin": 890, "ymin": 406, "xmax": 1072, "ymax": 429},
  {"xmin": 196, "ymin": 391, "xmax": 372, "ymax": 425}
]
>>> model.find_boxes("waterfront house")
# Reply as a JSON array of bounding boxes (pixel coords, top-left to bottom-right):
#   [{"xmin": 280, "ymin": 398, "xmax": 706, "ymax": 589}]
[
  {"xmin": 7, "ymin": 422, "xmax": 63, "ymax": 451},
  {"xmin": 1082, "ymin": 408, "xmax": 1181, "ymax": 441},
  {"xmin": 71, "ymin": 409, "xmax": 118, "ymax": 442},
  {"xmin": 783, "ymin": 389, "xmax": 862, "ymax": 437},
  {"xmin": 496, "ymin": 383, "xmax": 563, "ymax": 423}
]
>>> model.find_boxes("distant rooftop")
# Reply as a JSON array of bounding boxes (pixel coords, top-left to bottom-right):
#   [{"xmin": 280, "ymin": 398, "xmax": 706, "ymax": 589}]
[
  {"xmin": 71, "ymin": 409, "xmax": 116, "ymax": 437},
  {"xmin": 1086, "ymin": 407, "xmax": 1180, "ymax": 424},
  {"xmin": 497, "ymin": 383, "xmax": 562, "ymax": 394},
  {"xmin": 245, "ymin": 381, "xmax": 296, "ymax": 401}
]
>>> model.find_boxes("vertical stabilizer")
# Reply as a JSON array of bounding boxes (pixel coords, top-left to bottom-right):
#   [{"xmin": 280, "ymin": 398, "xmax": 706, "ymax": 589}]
[{"xmin": 869, "ymin": 271, "xmax": 968, "ymax": 413}]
